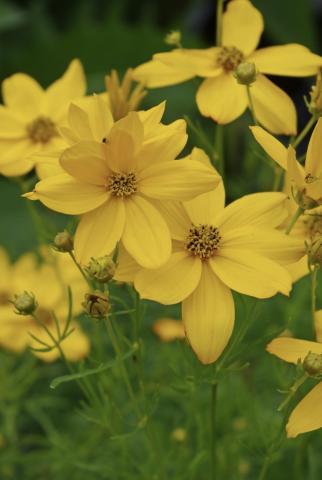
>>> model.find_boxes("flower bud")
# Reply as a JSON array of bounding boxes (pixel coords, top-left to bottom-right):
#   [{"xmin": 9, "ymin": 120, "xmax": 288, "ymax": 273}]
[
  {"xmin": 53, "ymin": 231, "xmax": 74, "ymax": 253},
  {"xmin": 82, "ymin": 291, "xmax": 110, "ymax": 319},
  {"xmin": 308, "ymin": 237, "xmax": 322, "ymax": 267},
  {"xmin": 234, "ymin": 62, "xmax": 257, "ymax": 85},
  {"xmin": 308, "ymin": 69, "xmax": 322, "ymax": 115},
  {"xmin": 303, "ymin": 352, "xmax": 322, "ymax": 376},
  {"xmin": 164, "ymin": 30, "xmax": 182, "ymax": 47},
  {"xmin": 85, "ymin": 256, "xmax": 116, "ymax": 283},
  {"xmin": 13, "ymin": 291, "xmax": 37, "ymax": 315},
  {"xmin": 171, "ymin": 428, "xmax": 187, "ymax": 442}
]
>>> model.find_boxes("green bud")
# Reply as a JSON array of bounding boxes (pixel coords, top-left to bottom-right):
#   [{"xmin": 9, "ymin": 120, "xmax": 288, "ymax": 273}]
[
  {"xmin": 234, "ymin": 62, "xmax": 257, "ymax": 85},
  {"xmin": 82, "ymin": 291, "xmax": 110, "ymax": 319},
  {"xmin": 53, "ymin": 231, "xmax": 74, "ymax": 253},
  {"xmin": 13, "ymin": 291, "xmax": 37, "ymax": 315},
  {"xmin": 164, "ymin": 30, "xmax": 182, "ymax": 48},
  {"xmin": 303, "ymin": 352, "xmax": 322, "ymax": 376},
  {"xmin": 85, "ymin": 256, "xmax": 116, "ymax": 283}
]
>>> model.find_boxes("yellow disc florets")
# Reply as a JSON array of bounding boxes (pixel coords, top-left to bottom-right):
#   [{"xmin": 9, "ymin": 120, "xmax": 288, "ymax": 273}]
[
  {"xmin": 185, "ymin": 224, "xmax": 221, "ymax": 260},
  {"xmin": 107, "ymin": 172, "xmax": 138, "ymax": 197},
  {"xmin": 217, "ymin": 46, "xmax": 245, "ymax": 72},
  {"xmin": 26, "ymin": 116, "xmax": 58, "ymax": 144}
]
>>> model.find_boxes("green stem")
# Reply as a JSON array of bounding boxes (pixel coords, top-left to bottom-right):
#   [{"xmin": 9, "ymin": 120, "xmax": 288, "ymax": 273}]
[
  {"xmin": 285, "ymin": 207, "xmax": 303, "ymax": 235},
  {"xmin": 215, "ymin": 125, "xmax": 224, "ymax": 177},
  {"xmin": 277, "ymin": 374, "xmax": 307, "ymax": 412},
  {"xmin": 311, "ymin": 267, "xmax": 318, "ymax": 327},
  {"xmin": 68, "ymin": 251, "xmax": 92, "ymax": 288},
  {"xmin": 246, "ymin": 85, "xmax": 258, "ymax": 125},
  {"xmin": 291, "ymin": 116, "xmax": 317, "ymax": 149},
  {"xmin": 210, "ymin": 382, "xmax": 218, "ymax": 480},
  {"xmin": 216, "ymin": 0, "xmax": 224, "ymax": 46}
]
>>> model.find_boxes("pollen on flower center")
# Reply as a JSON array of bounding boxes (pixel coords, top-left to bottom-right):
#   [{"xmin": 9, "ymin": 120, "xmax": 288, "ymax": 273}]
[
  {"xmin": 26, "ymin": 116, "xmax": 58, "ymax": 144},
  {"xmin": 185, "ymin": 224, "xmax": 221, "ymax": 260},
  {"xmin": 107, "ymin": 172, "xmax": 138, "ymax": 197},
  {"xmin": 216, "ymin": 46, "xmax": 245, "ymax": 72}
]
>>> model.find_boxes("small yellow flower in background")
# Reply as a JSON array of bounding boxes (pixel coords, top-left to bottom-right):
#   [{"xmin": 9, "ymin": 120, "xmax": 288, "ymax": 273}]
[
  {"xmin": 116, "ymin": 148, "xmax": 304, "ymax": 364},
  {"xmin": 25, "ymin": 99, "xmax": 220, "ymax": 268},
  {"xmin": 267, "ymin": 335, "xmax": 322, "ymax": 438},
  {"xmin": 251, "ymin": 119, "xmax": 322, "ymax": 281},
  {"xmin": 105, "ymin": 68, "xmax": 147, "ymax": 121},
  {"xmin": 152, "ymin": 317, "xmax": 185, "ymax": 342},
  {"xmin": 0, "ymin": 246, "xmax": 89, "ymax": 362},
  {"xmin": 0, "ymin": 59, "xmax": 86, "ymax": 179},
  {"xmin": 133, "ymin": 0, "xmax": 322, "ymax": 135}
]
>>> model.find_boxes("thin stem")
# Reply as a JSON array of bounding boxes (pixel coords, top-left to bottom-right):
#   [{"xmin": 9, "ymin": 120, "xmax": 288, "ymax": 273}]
[
  {"xmin": 68, "ymin": 251, "xmax": 92, "ymax": 288},
  {"xmin": 246, "ymin": 85, "xmax": 258, "ymax": 125},
  {"xmin": 216, "ymin": 0, "xmax": 224, "ymax": 46},
  {"xmin": 277, "ymin": 374, "xmax": 307, "ymax": 412},
  {"xmin": 210, "ymin": 382, "xmax": 218, "ymax": 480},
  {"xmin": 291, "ymin": 116, "xmax": 317, "ymax": 149},
  {"xmin": 285, "ymin": 207, "xmax": 303, "ymax": 235},
  {"xmin": 311, "ymin": 266, "xmax": 318, "ymax": 326},
  {"xmin": 214, "ymin": 125, "xmax": 224, "ymax": 177}
]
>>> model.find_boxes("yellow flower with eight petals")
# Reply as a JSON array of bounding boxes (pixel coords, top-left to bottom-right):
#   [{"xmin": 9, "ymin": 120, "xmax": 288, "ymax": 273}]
[
  {"xmin": 133, "ymin": 0, "xmax": 322, "ymax": 135},
  {"xmin": 0, "ymin": 59, "xmax": 86, "ymax": 179}
]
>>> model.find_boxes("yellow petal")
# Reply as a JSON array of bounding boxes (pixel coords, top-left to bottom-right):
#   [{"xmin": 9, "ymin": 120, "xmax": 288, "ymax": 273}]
[
  {"xmin": 286, "ymin": 255, "xmax": 309, "ymax": 283},
  {"xmin": 114, "ymin": 243, "xmax": 141, "ymax": 283},
  {"xmin": 74, "ymin": 197, "xmax": 125, "ymax": 264},
  {"xmin": 60, "ymin": 141, "xmax": 109, "ymax": 185},
  {"xmin": 68, "ymin": 103, "xmax": 93, "ymax": 140},
  {"xmin": 250, "ymin": 44, "xmax": 322, "ymax": 77},
  {"xmin": 106, "ymin": 129, "xmax": 136, "ymax": 173},
  {"xmin": 305, "ymin": 118, "xmax": 322, "ymax": 177},
  {"xmin": 216, "ymin": 192, "xmax": 288, "ymax": 232},
  {"xmin": 151, "ymin": 200, "xmax": 191, "ymax": 241},
  {"xmin": 30, "ymin": 174, "xmax": 109, "ymax": 214},
  {"xmin": 112, "ymin": 111, "xmax": 144, "ymax": 152},
  {"xmin": 122, "ymin": 195, "xmax": 171, "ymax": 269},
  {"xmin": 307, "ymin": 178, "xmax": 322, "ymax": 200},
  {"xmin": 72, "ymin": 94, "xmax": 114, "ymax": 143},
  {"xmin": 222, "ymin": 0, "xmax": 264, "ymax": 55},
  {"xmin": 314, "ymin": 310, "xmax": 322, "ymax": 343},
  {"xmin": 287, "ymin": 382, "xmax": 322, "ymax": 438},
  {"xmin": 183, "ymin": 263, "xmax": 234, "ymax": 364},
  {"xmin": 0, "ymin": 139, "xmax": 36, "ymax": 176},
  {"xmin": 154, "ymin": 48, "xmax": 221, "ymax": 77},
  {"xmin": 0, "ymin": 106, "xmax": 26, "ymax": 138},
  {"xmin": 287, "ymin": 146, "xmax": 305, "ymax": 190},
  {"xmin": 250, "ymin": 126, "xmax": 287, "ymax": 170},
  {"xmin": 2, "ymin": 73, "xmax": 44, "ymax": 120},
  {"xmin": 139, "ymin": 159, "xmax": 219, "ymax": 200},
  {"xmin": 133, "ymin": 60, "xmax": 194, "ymax": 88},
  {"xmin": 222, "ymin": 226, "xmax": 305, "ymax": 265},
  {"xmin": 135, "ymin": 251, "xmax": 202, "ymax": 304},
  {"xmin": 138, "ymin": 128, "xmax": 187, "ymax": 169},
  {"xmin": 45, "ymin": 59, "xmax": 86, "ymax": 121},
  {"xmin": 197, "ymin": 74, "xmax": 248, "ymax": 124},
  {"xmin": 210, "ymin": 248, "xmax": 292, "ymax": 298},
  {"xmin": 138, "ymin": 102, "xmax": 165, "ymax": 134},
  {"xmin": 267, "ymin": 337, "xmax": 322, "ymax": 364},
  {"xmin": 152, "ymin": 318, "xmax": 185, "ymax": 342},
  {"xmin": 251, "ymin": 74, "xmax": 297, "ymax": 135}
]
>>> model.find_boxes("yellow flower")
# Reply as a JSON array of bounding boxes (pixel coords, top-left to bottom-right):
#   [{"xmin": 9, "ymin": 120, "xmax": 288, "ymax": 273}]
[
  {"xmin": 0, "ymin": 247, "xmax": 89, "ymax": 362},
  {"xmin": 105, "ymin": 68, "xmax": 147, "ymax": 121},
  {"xmin": 133, "ymin": 0, "xmax": 322, "ymax": 135},
  {"xmin": 116, "ymin": 148, "xmax": 304, "ymax": 364},
  {"xmin": 0, "ymin": 59, "xmax": 86, "ymax": 179},
  {"xmin": 152, "ymin": 317, "xmax": 185, "ymax": 342},
  {"xmin": 25, "ymin": 99, "xmax": 220, "ymax": 268},
  {"xmin": 267, "ymin": 335, "xmax": 322, "ymax": 438},
  {"xmin": 251, "ymin": 120, "xmax": 322, "ymax": 281}
]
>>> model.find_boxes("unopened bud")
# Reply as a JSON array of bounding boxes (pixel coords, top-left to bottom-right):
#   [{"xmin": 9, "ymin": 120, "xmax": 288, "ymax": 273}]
[
  {"xmin": 164, "ymin": 30, "xmax": 182, "ymax": 48},
  {"xmin": 53, "ymin": 231, "xmax": 74, "ymax": 253},
  {"xmin": 308, "ymin": 69, "xmax": 322, "ymax": 116},
  {"xmin": 171, "ymin": 428, "xmax": 187, "ymax": 443},
  {"xmin": 82, "ymin": 291, "xmax": 110, "ymax": 318},
  {"xmin": 13, "ymin": 291, "xmax": 37, "ymax": 315},
  {"xmin": 234, "ymin": 62, "xmax": 257, "ymax": 85},
  {"xmin": 303, "ymin": 352, "xmax": 322, "ymax": 376},
  {"xmin": 85, "ymin": 256, "xmax": 116, "ymax": 283},
  {"xmin": 308, "ymin": 237, "xmax": 322, "ymax": 267}
]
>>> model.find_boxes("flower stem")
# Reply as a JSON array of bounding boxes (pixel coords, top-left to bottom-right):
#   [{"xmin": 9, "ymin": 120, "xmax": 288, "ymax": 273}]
[
  {"xmin": 68, "ymin": 251, "xmax": 92, "ymax": 288},
  {"xmin": 291, "ymin": 116, "xmax": 317, "ymax": 149},
  {"xmin": 311, "ymin": 266, "xmax": 318, "ymax": 327},
  {"xmin": 210, "ymin": 382, "xmax": 218, "ymax": 480},
  {"xmin": 216, "ymin": 0, "xmax": 224, "ymax": 46},
  {"xmin": 246, "ymin": 85, "xmax": 258, "ymax": 125},
  {"xmin": 285, "ymin": 207, "xmax": 303, "ymax": 235},
  {"xmin": 214, "ymin": 125, "xmax": 225, "ymax": 177}
]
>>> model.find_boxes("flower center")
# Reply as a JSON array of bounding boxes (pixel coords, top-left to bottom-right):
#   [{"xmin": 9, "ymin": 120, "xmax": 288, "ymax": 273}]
[
  {"xmin": 184, "ymin": 224, "xmax": 221, "ymax": 260},
  {"xmin": 26, "ymin": 116, "xmax": 58, "ymax": 144},
  {"xmin": 216, "ymin": 46, "xmax": 245, "ymax": 72},
  {"xmin": 0, "ymin": 291, "xmax": 10, "ymax": 306},
  {"xmin": 304, "ymin": 215, "xmax": 322, "ymax": 242},
  {"xmin": 107, "ymin": 172, "xmax": 138, "ymax": 197}
]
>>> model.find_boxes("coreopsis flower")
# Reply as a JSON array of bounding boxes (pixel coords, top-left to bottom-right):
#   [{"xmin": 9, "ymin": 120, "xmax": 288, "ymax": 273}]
[
  {"xmin": 0, "ymin": 247, "xmax": 89, "ymax": 362},
  {"xmin": 0, "ymin": 59, "xmax": 86, "ymax": 179},
  {"xmin": 116, "ymin": 148, "xmax": 304, "ymax": 364},
  {"xmin": 25, "ymin": 99, "xmax": 220, "ymax": 268},
  {"xmin": 133, "ymin": 0, "xmax": 322, "ymax": 135},
  {"xmin": 152, "ymin": 318, "xmax": 185, "ymax": 342},
  {"xmin": 267, "ymin": 335, "xmax": 322, "ymax": 438},
  {"xmin": 105, "ymin": 69, "xmax": 147, "ymax": 121}
]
